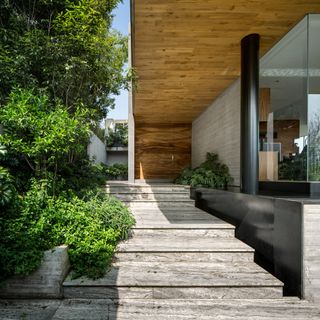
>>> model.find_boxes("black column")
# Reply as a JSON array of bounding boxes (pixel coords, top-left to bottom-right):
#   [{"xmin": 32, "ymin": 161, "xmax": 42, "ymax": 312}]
[{"xmin": 240, "ymin": 33, "xmax": 260, "ymax": 195}]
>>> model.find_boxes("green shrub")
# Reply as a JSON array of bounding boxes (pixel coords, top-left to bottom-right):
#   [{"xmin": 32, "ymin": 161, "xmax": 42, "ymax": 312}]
[
  {"xmin": 58, "ymin": 158, "xmax": 107, "ymax": 197},
  {"xmin": 0, "ymin": 179, "xmax": 135, "ymax": 281},
  {"xmin": 0, "ymin": 145, "xmax": 17, "ymax": 207},
  {"xmin": 175, "ymin": 153, "xmax": 233, "ymax": 189},
  {"xmin": 0, "ymin": 166, "xmax": 16, "ymax": 208},
  {"xmin": 104, "ymin": 163, "xmax": 128, "ymax": 180}
]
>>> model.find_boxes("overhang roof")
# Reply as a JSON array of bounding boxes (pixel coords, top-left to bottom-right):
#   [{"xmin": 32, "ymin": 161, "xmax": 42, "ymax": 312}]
[{"xmin": 132, "ymin": 0, "xmax": 320, "ymax": 124}]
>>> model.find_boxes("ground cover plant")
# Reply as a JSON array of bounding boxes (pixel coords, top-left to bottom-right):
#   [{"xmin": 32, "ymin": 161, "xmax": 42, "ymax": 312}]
[
  {"xmin": 0, "ymin": 179, "xmax": 134, "ymax": 281},
  {"xmin": 0, "ymin": 0, "xmax": 134, "ymax": 282},
  {"xmin": 175, "ymin": 153, "xmax": 233, "ymax": 189}
]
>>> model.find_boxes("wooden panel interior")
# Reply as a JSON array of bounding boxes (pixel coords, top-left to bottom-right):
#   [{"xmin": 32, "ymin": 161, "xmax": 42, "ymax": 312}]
[
  {"xmin": 135, "ymin": 124, "xmax": 191, "ymax": 179},
  {"xmin": 260, "ymin": 120, "xmax": 300, "ymax": 159}
]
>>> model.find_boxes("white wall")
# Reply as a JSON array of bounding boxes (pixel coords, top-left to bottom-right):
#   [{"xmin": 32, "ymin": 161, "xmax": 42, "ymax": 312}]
[
  {"xmin": 87, "ymin": 134, "xmax": 107, "ymax": 164},
  {"xmin": 192, "ymin": 79, "xmax": 241, "ymax": 186}
]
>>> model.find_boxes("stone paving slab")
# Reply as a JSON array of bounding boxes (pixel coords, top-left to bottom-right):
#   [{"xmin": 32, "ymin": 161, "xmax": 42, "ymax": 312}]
[
  {"xmin": 1, "ymin": 298, "xmax": 320, "ymax": 320},
  {"xmin": 0, "ymin": 300, "xmax": 61, "ymax": 320}
]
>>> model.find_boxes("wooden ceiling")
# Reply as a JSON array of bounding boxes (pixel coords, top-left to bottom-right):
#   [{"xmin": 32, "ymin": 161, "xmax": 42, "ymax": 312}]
[{"xmin": 132, "ymin": 0, "xmax": 320, "ymax": 124}]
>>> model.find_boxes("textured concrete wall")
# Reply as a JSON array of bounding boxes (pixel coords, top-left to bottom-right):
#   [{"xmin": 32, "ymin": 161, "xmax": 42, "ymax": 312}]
[
  {"xmin": 107, "ymin": 151, "xmax": 128, "ymax": 165},
  {"xmin": 192, "ymin": 79, "xmax": 241, "ymax": 186},
  {"xmin": 0, "ymin": 246, "xmax": 70, "ymax": 298},
  {"xmin": 303, "ymin": 204, "xmax": 320, "ymax": 302},
  {"xmin": 87, "ymin": 134, "xmax": 107, "ymax": 164}
]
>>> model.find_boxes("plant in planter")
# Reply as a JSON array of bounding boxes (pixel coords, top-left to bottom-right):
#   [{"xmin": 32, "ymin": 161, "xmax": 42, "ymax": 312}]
[{"xmin": 175, "ymin": 152, "xmax": 232, "ymax": 189}]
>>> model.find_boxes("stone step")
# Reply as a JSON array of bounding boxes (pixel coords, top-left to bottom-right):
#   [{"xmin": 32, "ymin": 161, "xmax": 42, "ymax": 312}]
[
  {"xmin": 131, "ymin": 207, "xmax": 231, "ymax": 228},
  {"xmin": 133, "ymin": 223, "xmax": 233, "ymax": 229},
  {"xmin": 130, "ymin": 228, "xmax": 235, "ymax": 238},
  {"xmin": 117, "ymin": 237, "xmax": 254, "ymax": 253},
  {"xmin": 113, "ymin": 251, "xmax": 254, "ymax": 263},
  {"xmin": 63, "ymin": 261, "xmax": 283, "ymax": 300},
  {"xmin": 6, "ymin": 298, "xmax": 318, "ymax": 320},
  {"xmin": 106, "ymin": 184, "xmax": 190, "ymax": 194},
  {"xmin": 108, "ymin": 298, "xmax": 320, "ymax": 320},
  {"xmin": 125, "ymin": 201, "xmax": 195, "ymax": 209},
  {"xmin": 112, "ymin": 192, "xmax": 191, "ymax": 201}
]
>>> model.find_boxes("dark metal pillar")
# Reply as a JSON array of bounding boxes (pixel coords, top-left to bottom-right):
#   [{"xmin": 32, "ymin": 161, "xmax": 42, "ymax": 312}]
[{"xmin": 240, "ymin": 33, "xmax": 260, "ymax": 195}]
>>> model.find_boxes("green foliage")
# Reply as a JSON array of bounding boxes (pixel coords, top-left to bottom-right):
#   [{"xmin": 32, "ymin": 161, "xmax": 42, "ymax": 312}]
[
  {"xmin": 0, "ymin": 166, "xmax": 16, "ymax": 207},
  {"xmin": 0, "ymin": 179, "xmax": 135, "ymax": 281},
  {"xmin": 104, "ymin": 163, "xmax": 128, "ymax": 180},
  {"xmin": 0, "ymin": 88, "xmax": 91, "ymax": 179},
  {"xmin": 58, "ymin": 159, "xmax": 107, "ymax": 197},
  {"xmin": 0, "ymin": 0, "xmax": 130, "ymax": 117},
  {"xmin": 107, "ymin": 123, "xmax": 128, "ymax": 147},
  {"xmin": 0, "ymin": 0, "xmax": 135, "ymax": 283},
  {"xmin": 279, "ymin": 148, "xmax": 307, "ymax": 181},
  {"xmin": 175, "ymin": 153, "xmax": 233, "ymax": 189},
  {"xmin": 0, "ymin": 145, "xmax": 17, "ymax": 207},
  {"xmin": 0, "ymin": 148, "xmax": 34, "ymax": 193}
]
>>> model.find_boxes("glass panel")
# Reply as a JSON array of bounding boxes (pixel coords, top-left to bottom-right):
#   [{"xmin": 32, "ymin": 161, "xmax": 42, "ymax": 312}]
[
  {"xmin": 259, "ymin": 17, "xmax": 308, "ymax": 181},
  {"xmin": 308, "ymin": 15, "xmax": 320, "ymax": 181}
]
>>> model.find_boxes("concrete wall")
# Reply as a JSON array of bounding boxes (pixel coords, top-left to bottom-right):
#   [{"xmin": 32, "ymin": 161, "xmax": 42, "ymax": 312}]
[
  {"xmin": 0, "ymin": 246, "xmax": 70, "ymax": 298},
  {"xmin": 107, "ymin": 150, "xmax": 128, "ymax": 166},
  {"xmin": 192, "ymin": 79, "xmax": 241, "ymax": 186},
  {"xmin": 303, "ymin": 204, "xmax": 320, "ymax": 302},
  {"xmin": 87, "ymin": 134, "xmax": 107, "ymax": 164}
]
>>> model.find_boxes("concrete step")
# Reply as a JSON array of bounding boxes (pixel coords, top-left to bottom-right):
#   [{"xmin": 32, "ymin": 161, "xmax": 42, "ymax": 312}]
[
  {"xmin": 3, "ymin": 298, "xmax": 319, "ymax": 320},
  {"xmin": 112, "ymin": 192, "xmax": 191, "ymax": 201},
  {"xmin": 113, "ymin": 251, "xmax": 254, "ymax": 263},
  {"xmin": 51, "ymin": 298, "xmax": 320, "ymax": 320},
  {"xmin": 125, "ymin": 201, "xmax": 195, "ymax": 209},
  {"xmin": 108, "ymin": 298, "xmax": 319, "ymax": 320},
  {"xmin": 130, "ymin": 228, "xmax": 235, "ymax": 238},
  {"xmin": 63, "ymin": 261, "xmax": 283, "ymax": 300},
  {"xmin": 117, "ymin": 236, "xmax": 254, "ymax": 253},
  {"xmin": 94, "ymin": 183, "xmax": 287, "ymax": 306},
  {"xmin": 106, "ymin": 184, "xmax": 190, "ymax": 194},
  {"xmin": 132, "ymin": 207, "xmax": 231, "ymax": 228}
]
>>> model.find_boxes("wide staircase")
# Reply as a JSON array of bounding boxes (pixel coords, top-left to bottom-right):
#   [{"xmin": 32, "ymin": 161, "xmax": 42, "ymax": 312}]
[{"xmin": 62, "ymin": 182, "xmax": 320, "ymax": 319}]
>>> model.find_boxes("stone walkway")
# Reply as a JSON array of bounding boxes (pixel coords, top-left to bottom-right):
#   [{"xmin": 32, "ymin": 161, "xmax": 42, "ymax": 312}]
[{"xmin": 1, "ymin": 183, "xmax": 320, "ymax": 319}]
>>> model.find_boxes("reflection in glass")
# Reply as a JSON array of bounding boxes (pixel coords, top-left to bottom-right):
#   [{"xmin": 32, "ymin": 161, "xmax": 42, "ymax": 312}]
[
  {"xmin": 258, "ymin": 15, "xmax": 320, "ymax": 182},
  {"xmin": 308, "ymin": 15, "xmax": 320, "ymax": 181}
]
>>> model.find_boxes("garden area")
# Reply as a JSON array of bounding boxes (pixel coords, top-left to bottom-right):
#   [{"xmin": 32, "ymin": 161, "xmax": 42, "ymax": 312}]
[{"xmin": 0, "ymin": 0, "xmax": 134, "ymax": 282}]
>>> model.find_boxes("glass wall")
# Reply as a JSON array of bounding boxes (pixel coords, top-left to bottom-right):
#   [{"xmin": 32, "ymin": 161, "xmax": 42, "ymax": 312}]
[
  {"xmin": 259, "ymin": 14, "xmax": 320, "ymax": 182},
  {"xmin": 308, "ymin": 15, "xmax": 320, "ymax": 181}
]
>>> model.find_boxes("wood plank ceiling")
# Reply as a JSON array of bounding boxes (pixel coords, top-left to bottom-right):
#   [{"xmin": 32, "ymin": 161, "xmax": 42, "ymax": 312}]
[{"xmin": 132, "ymin": 0, "xmax": 320, "ymax": 124}]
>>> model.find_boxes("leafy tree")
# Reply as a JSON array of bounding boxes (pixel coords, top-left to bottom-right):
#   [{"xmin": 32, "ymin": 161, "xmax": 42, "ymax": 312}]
[
  {"xmin": 107, "ymin": 122, "xmax": 128, "ymax": 147},
  {"xmin": 0, "ymin": 88, "xmax": 91, "ymax": 179},
  {"xmin": 0, "ymin": 0, "xmax": 130, "ymax": 119}
]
